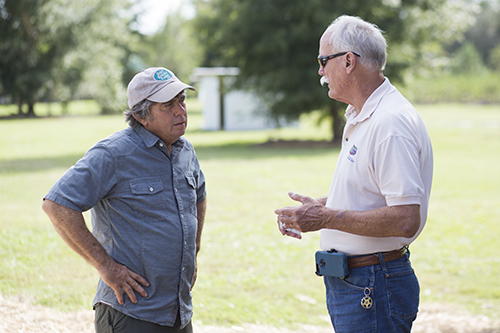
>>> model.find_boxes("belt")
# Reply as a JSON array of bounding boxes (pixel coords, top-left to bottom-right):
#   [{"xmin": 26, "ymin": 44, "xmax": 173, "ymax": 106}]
[{"xmin": 348, "ymin": 248, "xmax": 407, "ymax": 269}]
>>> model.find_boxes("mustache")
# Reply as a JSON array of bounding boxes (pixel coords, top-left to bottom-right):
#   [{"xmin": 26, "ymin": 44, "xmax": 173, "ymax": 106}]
[{"xmin": 320, "ymin": 76, "xmax": 329, "ymax": 86}]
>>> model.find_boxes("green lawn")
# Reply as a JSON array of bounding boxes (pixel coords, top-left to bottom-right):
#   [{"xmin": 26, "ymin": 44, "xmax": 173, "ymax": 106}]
[{"xmin": 0, "ymin": 101, "xmax": 499, "ymax": 328}]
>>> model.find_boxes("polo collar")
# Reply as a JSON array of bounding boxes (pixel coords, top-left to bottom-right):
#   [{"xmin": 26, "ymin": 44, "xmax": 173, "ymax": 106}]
[{"xmin": 346, "ymin": 77, "xmax": 394, "ymax": 125}]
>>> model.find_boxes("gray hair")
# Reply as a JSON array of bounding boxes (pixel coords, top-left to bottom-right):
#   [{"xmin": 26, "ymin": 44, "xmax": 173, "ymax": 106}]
[
  {"xmin": 123, "ymin": 99, "xmax": 156, "ymax": 128},
  {"xmin": 325, "ymin": 15, "xmax": 387, "ymax": 72}
]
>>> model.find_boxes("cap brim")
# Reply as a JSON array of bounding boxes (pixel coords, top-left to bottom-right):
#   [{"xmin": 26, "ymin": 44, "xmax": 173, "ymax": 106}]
[{"xmin": 148, "ymin": 81, "xmax": 196, "ymax": 103}]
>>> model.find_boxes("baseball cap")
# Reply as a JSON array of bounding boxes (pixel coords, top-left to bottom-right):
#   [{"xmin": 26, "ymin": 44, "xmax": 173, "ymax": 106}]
[{"xmin": 127, "ymin": 67, "xmax": 195, "ymax": 109}]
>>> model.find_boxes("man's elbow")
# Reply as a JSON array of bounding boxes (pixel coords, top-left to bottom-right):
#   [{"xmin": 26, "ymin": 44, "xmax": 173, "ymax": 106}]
[
  {"xmin": 401, "ymin": 214, "xmax": 421, "ymax": 238},
  {"xmin": 394, "ymin": 204, "xmax": 421, "ymax": 238},
  {"xmin": 42, "ymin": 198, "xmax": 55, "ymax": 215},
  {"xmin": 401, "ymin": 223, "xmax": 419, "ymax": 238},
  {"xmin": 42, "ymin": 199, "xmax": 67, "ymax": 223}
]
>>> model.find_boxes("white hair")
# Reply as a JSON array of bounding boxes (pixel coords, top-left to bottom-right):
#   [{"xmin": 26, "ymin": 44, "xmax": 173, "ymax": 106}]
[{"xmin": 325, "ymin": 15, "xmax": 387, "ymax": 72}]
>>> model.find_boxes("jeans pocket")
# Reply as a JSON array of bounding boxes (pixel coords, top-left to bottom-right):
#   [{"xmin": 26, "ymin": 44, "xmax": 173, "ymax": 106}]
[{"xmin": 386, "ymin": 268, "xmax": 420, "ymax": 319}]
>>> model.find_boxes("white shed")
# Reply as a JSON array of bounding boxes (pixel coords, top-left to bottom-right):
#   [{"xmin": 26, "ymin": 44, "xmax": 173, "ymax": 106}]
[{"xmin": 191, "ymin": 67, "xmax": 286, "ymax": 131}]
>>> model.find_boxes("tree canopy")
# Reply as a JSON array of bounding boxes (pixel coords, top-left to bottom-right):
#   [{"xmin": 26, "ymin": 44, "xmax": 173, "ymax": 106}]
[
  {"xmin": 0, "ymin": 0, "xmax": 137, "ymax": 116},
  {"xmin": 193, "ymin": 0, "xmax": 473, "ymax": 141},
  {"xmin": 140, "ymin": 7, "xmax": 203, "ymax": 84}
]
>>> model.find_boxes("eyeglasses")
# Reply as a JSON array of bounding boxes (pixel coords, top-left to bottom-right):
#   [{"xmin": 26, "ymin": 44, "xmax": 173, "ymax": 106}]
[{"xmin": 318, "ymin": 52, "xmax": 361, "ymax": 68}]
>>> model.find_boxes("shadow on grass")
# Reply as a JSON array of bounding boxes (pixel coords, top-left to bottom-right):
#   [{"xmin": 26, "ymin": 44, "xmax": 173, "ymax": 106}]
[
  {"xmin": 0, "ymin": 154, "xmax": 84, "ymax": 173},
  {"xmin": 194, "ymin": 142, "xmax": 339, "ymax": 161},
  {"xmin": 0, "ymin": 142, "xmax": 340, "ymax": 173}
]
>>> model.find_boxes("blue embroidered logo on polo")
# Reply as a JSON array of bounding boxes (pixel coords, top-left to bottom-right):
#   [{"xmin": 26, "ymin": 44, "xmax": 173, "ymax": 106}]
[
  {"xmin": 154, "ymin": 69, "xmax": 173, "ymax": 81},
  {"xmin": 347, "ymin": 145, "xmax": 357, "ymax": 163}
]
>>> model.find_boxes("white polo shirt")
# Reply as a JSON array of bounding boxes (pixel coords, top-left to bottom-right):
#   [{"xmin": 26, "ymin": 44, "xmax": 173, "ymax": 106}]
[{"xmin": 320, "ymin": 78, "xmax": 433, "ymax": 255}]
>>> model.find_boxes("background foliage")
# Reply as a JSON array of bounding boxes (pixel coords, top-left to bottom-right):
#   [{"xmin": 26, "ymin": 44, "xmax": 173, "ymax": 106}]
[
  {"xmin": 192, "ymin": 0, "xmax": 472, "ymax": 141},
  {"xmin": 1, "ymin": 0, "xmax": 500, "ymax": 128},
  {"xmin": 0, "ymin": 0, "xmax": 138, "ymax": 115}
]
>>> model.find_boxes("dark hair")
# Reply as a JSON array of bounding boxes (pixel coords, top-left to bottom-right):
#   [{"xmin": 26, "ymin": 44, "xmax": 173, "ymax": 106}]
[{"xmin": 123, "ymin": 99, "xmax": 156, "ymax": 128}]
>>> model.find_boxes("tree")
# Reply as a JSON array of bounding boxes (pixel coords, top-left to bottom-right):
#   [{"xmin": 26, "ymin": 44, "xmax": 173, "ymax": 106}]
[
  {"xmin": 462, "ymin": 0, "xmax": 500, "ymax": 67},
  {"xmin": 65, "ymin": 0, "xmax": 139, "ymax": 114},
  {"xmin": 142, "ymin": 7, "xmax": 203, "ymax": 84},
  {"xmin": 0, "ymin": 0, "xmax": 79, "ymax": 116},
  {"xmin": 490, "ymin": 44, "xmax": 500, "ymax": 71},
  {"xmin": 193, "ymin": 0, "xmax": 471, "ymax": 142},
  {"xmin": 0, "ymin": 0, "xmax": 136, "ymax": 117},
  {"xmin": 451, "ymin": 42, "xmax": 487, "ymax": 74}
]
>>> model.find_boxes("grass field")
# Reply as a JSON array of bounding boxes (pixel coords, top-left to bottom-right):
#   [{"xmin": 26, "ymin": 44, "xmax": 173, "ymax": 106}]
[{"xmin": 0, "ymin": 101, "xmax": 499, "ymax": 328}]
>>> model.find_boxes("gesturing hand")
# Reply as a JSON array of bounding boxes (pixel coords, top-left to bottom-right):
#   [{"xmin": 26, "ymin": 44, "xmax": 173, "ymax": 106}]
[
  {"xmin": 274, "ymin": 192, "xmax": 328, "ymax": 237},
  {"xmin": 98, "ymin": 259, "xmax": 150, "ymax": 305}
]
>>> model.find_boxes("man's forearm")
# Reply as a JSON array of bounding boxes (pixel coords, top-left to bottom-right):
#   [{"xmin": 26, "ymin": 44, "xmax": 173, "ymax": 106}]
[
  {"xmin": 42, "ymin": 199, "xmax": 149, "ymax": 304},
  {"xmin": 323, "ymin": 204, "xmax": 421, "ymax": 238},
  {"xmin": 42, "ymin": 199, "xmax": 111, "ymax": 270},
  {"xmin": 276, "ymin": 193, "xmax": 420, "ymax": 239}
]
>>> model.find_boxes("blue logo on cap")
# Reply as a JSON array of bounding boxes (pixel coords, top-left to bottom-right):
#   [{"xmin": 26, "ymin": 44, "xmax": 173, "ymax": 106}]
[{"xmin": 154, "ymin": 69, "xmax": 173, "ymax": 81}]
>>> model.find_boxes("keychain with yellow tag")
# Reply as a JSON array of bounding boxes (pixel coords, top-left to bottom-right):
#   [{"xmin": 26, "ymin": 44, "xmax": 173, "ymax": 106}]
[{"xmin": 360, "ymin": 287, "xmax": 373, "ymax": 309}]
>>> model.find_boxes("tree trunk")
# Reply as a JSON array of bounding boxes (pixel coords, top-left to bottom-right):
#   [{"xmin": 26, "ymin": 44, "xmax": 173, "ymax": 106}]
[
  {"xmin": 26, "ymin": 102, "xmax": 36, "ymax": 118},
  {"xmin": 329, "ymin": 103, "xmax": 345, "ymax": 144},
  {"xmin": 17, "ymin": 99, "xmax": 24, "ymax": 116}
]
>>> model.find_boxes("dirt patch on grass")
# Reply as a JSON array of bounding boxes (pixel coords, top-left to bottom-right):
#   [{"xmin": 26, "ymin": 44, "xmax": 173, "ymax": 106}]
[{"xmin": 1, "ymin": 294, "xmax": 499, "ymax": 332}]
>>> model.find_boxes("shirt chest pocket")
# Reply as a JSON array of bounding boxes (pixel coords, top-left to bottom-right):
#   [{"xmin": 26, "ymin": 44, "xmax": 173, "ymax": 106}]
[
  {"xmin": 129, "ymin": 178, "xmax": 165, "ymax": 206},
  {"xmin": 184, "ymin": 172, "xmax": 198, "ymax": 214},
  {"xmin": 185, "ymin": 173, "xmax": 197, "ymax": 189}
]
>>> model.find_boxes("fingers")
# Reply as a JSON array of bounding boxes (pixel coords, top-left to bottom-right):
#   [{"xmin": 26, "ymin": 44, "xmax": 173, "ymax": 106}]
[
  {"xmin": 283, "ymin": 229, "xmax": 302, "ymax": 239},
  {"xmin": 100, "ymin": 262, "xmax": 150, "ymax": 305},
  {"xmin": 128, "ymin": 270, "xmax": 150, "ymax": 293},
  {"xmin": 127, "ymin": 270, "xmax": 149, "ymax": 300},
  {"xmin": 112, "ymin": 279, "xmax": 147, "ymax": 305},
  {"xmin": 288, "ymin": 191, "xmax": 311, "ymax": 203},
  {"xmin": 277, "ymin": 219, "xmax": 302, "ymax": 239},
  {"xmin": 112, "ymin": 277, "xmax": 143, "ymax": 305},
  {"xmin": 114, "ymin": 289, "xmax": 124, "ymax": 305}
]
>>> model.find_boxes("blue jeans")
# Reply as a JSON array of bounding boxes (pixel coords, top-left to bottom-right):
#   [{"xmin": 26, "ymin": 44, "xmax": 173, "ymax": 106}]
[{"xmin": 324, "ymin": 251, "xmax": 419, "ymax": 333}]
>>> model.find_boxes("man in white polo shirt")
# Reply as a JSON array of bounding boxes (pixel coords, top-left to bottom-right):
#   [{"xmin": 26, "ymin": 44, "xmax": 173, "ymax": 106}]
[{"xmin": 274, "ymin": 15, "xmax": 433, "ymax": 332}]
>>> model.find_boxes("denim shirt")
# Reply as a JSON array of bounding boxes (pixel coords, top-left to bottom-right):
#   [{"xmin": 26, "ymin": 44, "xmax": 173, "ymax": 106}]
[{"xmin": 44, "ymin": 125, "xmax": 206, "ymax": 328}]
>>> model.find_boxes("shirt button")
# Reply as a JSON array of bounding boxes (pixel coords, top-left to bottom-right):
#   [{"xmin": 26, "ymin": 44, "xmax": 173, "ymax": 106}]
[
  {"xmin": 149, "ymin": 187, "xmax": 154, "ymax": 192},
  {"xmin": 182, "ymin": 267, "xmax": 185, "ymax": 271},
  {"xmin": 159, "ymin": 143, "xmax": 164, "ymax": 147}
]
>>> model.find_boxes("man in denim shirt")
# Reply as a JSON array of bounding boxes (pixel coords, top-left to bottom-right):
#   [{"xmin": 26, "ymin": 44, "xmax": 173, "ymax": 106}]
[{"xmin": 43, "ymin": 67, "xmax": 207, "ymax": 333}]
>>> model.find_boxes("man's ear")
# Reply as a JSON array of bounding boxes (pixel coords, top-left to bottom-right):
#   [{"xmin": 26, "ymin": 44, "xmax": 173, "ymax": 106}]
[
  {"xmin": 345, "ymin": 53, "xmax": 357, "ymax": 74},
  {"xmin": 133, "ymin": 113, "xmax": 147, "ymax": 127}
]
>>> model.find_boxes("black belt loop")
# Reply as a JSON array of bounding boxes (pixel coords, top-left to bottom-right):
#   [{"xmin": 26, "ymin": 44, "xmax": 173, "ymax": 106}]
[{"xmin": 405, "ymin": 245, "xmax": 410, "ymax": 259}]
